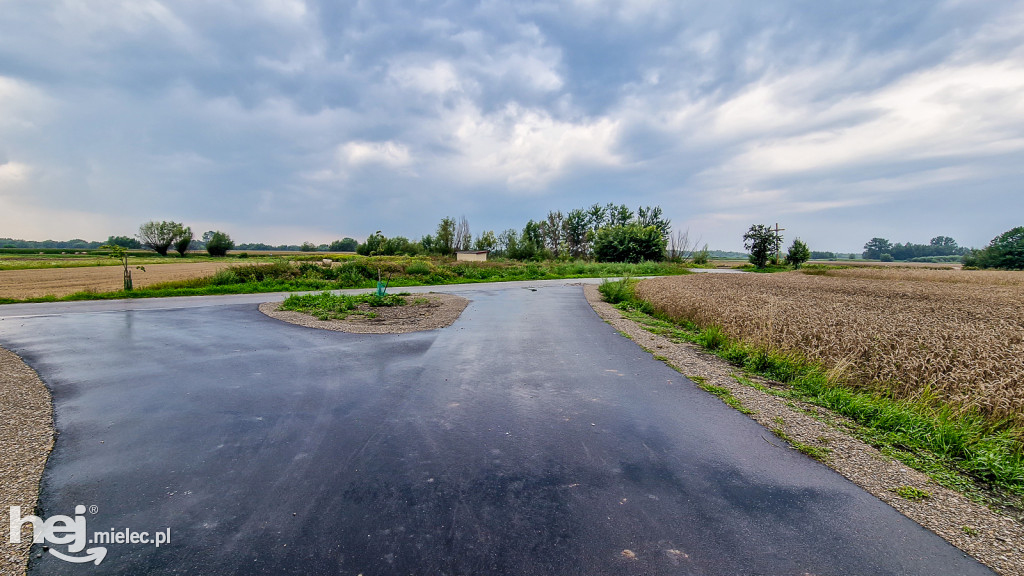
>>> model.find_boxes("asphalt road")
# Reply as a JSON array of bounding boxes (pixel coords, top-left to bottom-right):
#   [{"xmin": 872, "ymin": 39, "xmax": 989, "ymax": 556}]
[{"xmin": 0, "ymin": 284, "xmax": 992, "ymax": 575}]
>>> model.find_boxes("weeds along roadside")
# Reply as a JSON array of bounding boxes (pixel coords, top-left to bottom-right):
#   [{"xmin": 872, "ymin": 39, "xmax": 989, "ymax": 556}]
[
  {"xmin": 597, "ymin": 277, "xmax": 1024, "ymax": 509},
  {"xmin": 0, "ymin": 257, "xmax": 699, "ymax": 304}
]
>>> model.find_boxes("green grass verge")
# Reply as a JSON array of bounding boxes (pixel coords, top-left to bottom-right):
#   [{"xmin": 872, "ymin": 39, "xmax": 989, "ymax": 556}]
[
  {"xmin": 279, "ymin": 291, "xmax": 407, "ymax": 321},
  {"xmin": 598, "ymin": 277, "xmax": 1024, "ymax": 502},
  {"xmin": 686, "ymin": 375, "xmax": 755, "ymax": 415},
  {"xmin": 1, "ymin": 257, "xmax": 694, "ymax": 304}
]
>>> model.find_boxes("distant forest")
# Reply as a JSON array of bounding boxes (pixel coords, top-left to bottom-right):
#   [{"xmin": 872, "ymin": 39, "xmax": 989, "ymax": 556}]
[{"xmin": 0, "ymin": 237, "xmax": 313, "ymax": 252}]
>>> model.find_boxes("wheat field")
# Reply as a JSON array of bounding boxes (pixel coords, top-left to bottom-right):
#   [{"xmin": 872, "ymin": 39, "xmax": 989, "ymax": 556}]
[{"xmin": 636, "ymin": 268, "xmax": 1024, "ymax": 424}]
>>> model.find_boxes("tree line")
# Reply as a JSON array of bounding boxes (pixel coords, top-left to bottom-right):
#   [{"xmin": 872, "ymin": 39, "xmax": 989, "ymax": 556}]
[
  {"xmin": 355, "ymin": 204, "xmax": 685, "ymax": 263},
  {"xmin": 861, "ymin": 236, "xmax": 966, "ymax": 261}
]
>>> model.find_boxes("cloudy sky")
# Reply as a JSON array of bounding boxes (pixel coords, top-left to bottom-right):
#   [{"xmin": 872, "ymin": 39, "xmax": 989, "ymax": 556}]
[{"xmin": 2, "ymin": 0, "xmax": 1023, "ymax": 251}]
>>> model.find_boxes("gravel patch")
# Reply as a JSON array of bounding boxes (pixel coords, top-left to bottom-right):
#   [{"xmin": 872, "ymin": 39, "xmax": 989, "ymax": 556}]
[
  {"xmin": 584, "ymin": 284, "xmax": 1023, "ymax": 576},
  {"xmin": 259, "ymin": 293, "xmax": 469, "ymax": 334},
  {"xmin": 0, "ymin": 347, "xmax": 53, "ymax": 576}
]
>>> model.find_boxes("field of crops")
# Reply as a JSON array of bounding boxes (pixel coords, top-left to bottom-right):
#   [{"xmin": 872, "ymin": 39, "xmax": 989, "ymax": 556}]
[
  {"xmin": 635, "ymin": 268, "xmax": 1024, "ymax": 425},
  {"xmin": 0, "ymin": 262, "xmax": 237, "ymax": 299}
]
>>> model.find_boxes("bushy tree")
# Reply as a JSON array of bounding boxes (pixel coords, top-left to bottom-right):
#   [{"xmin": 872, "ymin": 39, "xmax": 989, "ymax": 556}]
[
  {"xmin": 329, "ymin": 238, "xmax": 358, "ymax": 251},
  {"xmin": 743, "ymin": 224, "xmax": 782, "ymax": 269},
  {"xmin": 635, "ymin": 205, "xmax": 671, "ymax": 241},
  {"xmin": 965, "ymin": 226, "xmax": 1024, "ymax": 269},
  {"xmin": 862, "ymin": 237, "xmax": 892, "ymax": 260},
  {"xmin": 382, "ymin": 236, "xmax": 418, "ymax": 256},
  {"xmin": 174, "ymin": 226, "xmax": 193, "ymax": 257},
  {"xmin": 138, "ymin": 221, "xmax": 184, "ymax": 256},
  {"xmin": 206, "ymin": 231, "xmax": 234, "ymax": 256},
  {"xmin": 930, "ymin": 236, "xmax": 958, "ymax": 249},
  {"xmin": 420, "ymin": 234, "xmax": 436, "ymax": 254},
  {"xmin": 474, "ymin": 230, "xmax": 497, "ymax": 252},
  {"xmin": 592, "ymin": 224, "xmax": 666, "ymax": 263},
  {"xmin": 107, "ymin": 235, "xmax": 141, "ymax": 249},
  {"xmin": 356, "ymin": 232, "xmax": 385, "ymax": 256},
  {"xmin": 785, "ymin": 238, "xmax": 811, "ymax": 268},
  {"xmin": 495, "ymin": 229, "xmax": 518, "ymax": 258},
  {"xmin": 300, "ymin": 241, "xmax": 318, "ymax": 252}
]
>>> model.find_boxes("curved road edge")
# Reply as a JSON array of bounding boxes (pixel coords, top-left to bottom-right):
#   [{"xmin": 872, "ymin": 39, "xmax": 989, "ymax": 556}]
[{"xmin": 0, "ymin": 346, "xmax": 54, "ymax": 576}]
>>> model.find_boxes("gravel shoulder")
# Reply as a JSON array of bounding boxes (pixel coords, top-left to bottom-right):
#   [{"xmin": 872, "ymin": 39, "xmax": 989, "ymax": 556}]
[
  {"xmin": 584, "ymin": 284, "xmax": 1023, "ymax": 576},
  {"xmin": 0, "ymin": 347, "xmax": 53, "ymax": 576},
  {"xmin": 258, "ymin": 293, "xmax": 469, "ymax": 334}
]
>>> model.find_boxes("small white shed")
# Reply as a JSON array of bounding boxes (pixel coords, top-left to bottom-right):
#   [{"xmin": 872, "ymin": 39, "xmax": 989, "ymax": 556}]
[{"xmin": 455, "ymin": 250, "xmax": 490, "ymax": 262}]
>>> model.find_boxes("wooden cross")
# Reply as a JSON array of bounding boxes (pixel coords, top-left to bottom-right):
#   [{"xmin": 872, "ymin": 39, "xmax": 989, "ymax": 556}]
[{"xmin": 774, "ymin": 223, "xmax": 785, "ymax": 260}]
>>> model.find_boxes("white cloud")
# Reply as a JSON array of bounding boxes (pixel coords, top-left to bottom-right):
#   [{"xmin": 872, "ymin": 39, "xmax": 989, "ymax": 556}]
[
  {"xmin": 388, "ymin": 61, "xmax": 463, "ymax": 95},
  {"xmin": 0, "ymin": 76, "xmax": 54, "ymax": 132},
  {"xmin": 53, "ymin": 0, "xmax": 204, "ymax": 53},
  {"xmin": 0, "ymin": 161, "xmax": 31, "ymax": 183},
  {"xmin": 725, "ymin": 60, "xmax": 1024, "ymax": 178},
  {"xmin": 340, "ymin": 141, "xmax": 412, "ymax": 168},
  {"xmin": 444, "ymin": 102, "xmax": 621, "ymax": 189}
]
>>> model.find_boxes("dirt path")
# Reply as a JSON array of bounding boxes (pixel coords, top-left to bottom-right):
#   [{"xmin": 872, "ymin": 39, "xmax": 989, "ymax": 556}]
[
  {"xmin": 583, "ymin": 284, "xmax": 1022, "ymax": 575},
  {"xmin": 0, "ymin": 262, "xmax": 235, "ymax": 299}
]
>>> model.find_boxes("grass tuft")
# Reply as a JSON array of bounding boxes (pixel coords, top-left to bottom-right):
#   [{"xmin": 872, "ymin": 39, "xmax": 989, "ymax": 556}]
[{"xmin": 892, "ymin": 485, "xmax": 931, "ymax": 501}]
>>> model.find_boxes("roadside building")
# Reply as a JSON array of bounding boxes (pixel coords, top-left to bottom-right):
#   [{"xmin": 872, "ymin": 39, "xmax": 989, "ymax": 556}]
[{"xmin": 455, "ymin": 250, "xmax": 489, "ymax": 262}]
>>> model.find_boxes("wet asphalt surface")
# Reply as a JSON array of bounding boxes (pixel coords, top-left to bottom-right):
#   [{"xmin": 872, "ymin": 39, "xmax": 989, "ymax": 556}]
[{"xmin": 0, "ymin": 284, "xmax": 993, "ymax": 575}]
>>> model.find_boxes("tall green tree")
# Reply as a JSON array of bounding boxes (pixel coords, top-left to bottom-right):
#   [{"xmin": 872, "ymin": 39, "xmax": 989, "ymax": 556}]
[
  {"xmin": 635, "ymin": 205, "xmax": 671, "ymax": 241},
  {"xmin": 205, "ymin": 231, "xmax": 234, "ymax": 256},
  {"xmin": 586, "ymin": 203, "xmax": 607, "ymax": 235},
  {"xmin": 785, "ymin": 238, "xmax": 811, "ymax": 269},
  {"xmin": 138, "ymin": 221, "xmax": 184, "ymax": 256},
  {"xmin": 743, "ymin": 224, "xmax": 782, "ymax": 269},
  {"xmin": 435, "ymin": 217, "xmax": 456, "ymax": 255},
  {"xmin": 930, "ymin": 236, "xmax": 958, "ymax": 249},
  {"xmin": 965, "ymin": 226, "xmax": 1024, "ymax": 269},
  {"xmin": 862, "ymin": 237, "xmax": 892, "ymax": 260},
  {"xmin": 564, "ymin": 208, "xmax": 590, "ymax": 258},
  {"xmin": 543, "ymin": 210, "xmax": 564, "ymax": 256},
  {"xmin": 606, "ymin": 203, "xmax": 633, "ymax": 227},
  {"xmin": 174, "ymin": 226, "xmax": 193, "ymax": 256},
  {"xmin": 474, "ymin": 230, "xmax": 498, "ymax": 251}
]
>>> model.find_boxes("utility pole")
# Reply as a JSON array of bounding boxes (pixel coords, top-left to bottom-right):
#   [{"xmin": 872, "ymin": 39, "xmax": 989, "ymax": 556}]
[{"xmin": 773, "ymin": 223, "xmax": 785, "ymax": 263}]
